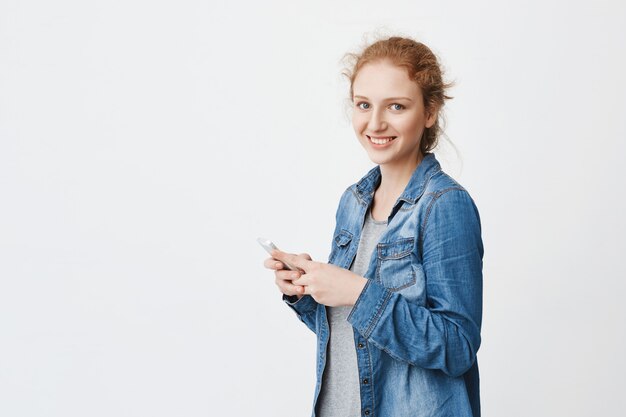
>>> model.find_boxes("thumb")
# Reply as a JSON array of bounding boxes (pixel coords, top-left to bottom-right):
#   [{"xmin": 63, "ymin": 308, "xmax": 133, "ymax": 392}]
[{"xmin": 271, "ymin": 249, "xmax": 307, "ymax": 271}]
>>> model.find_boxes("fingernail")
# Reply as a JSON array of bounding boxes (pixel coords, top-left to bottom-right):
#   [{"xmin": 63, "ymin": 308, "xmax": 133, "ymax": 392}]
[
  {"xmin": 291, "ymin": 273, "xmax": 298, "ymax": 279},
  {"xmin": 275, "ymin": 262, "xmax": 281, "ymax": 268}
]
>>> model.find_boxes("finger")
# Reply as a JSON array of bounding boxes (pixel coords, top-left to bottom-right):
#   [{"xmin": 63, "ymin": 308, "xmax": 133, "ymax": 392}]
[
  {"xmin": 276, "ymin": 276, "xmax": 304, "ymax": 296},
  {"xmin": 264, "ymin": 257, "xmax": 284, "ymax": 270},
  {"xmin": 300, "ymin": 285, "xmax": 311, "ymax": 295},
  {"xmin": 272, "ymin": 249, "xmax": 313, "ymax": 271},
  {"xmin": 298, "ymin": 253, "xmax": 313, "ymax": 261},
  {"xmin": 288, "ymin": 282, "xmax": 305, "ymax": 295},
  {"xmin": 291, "ymin": 274, "xmax": 310, "ymax": 287},
  {"xmin": 276, "ymin": 269, "xmax": 301, "ymax": 281}
]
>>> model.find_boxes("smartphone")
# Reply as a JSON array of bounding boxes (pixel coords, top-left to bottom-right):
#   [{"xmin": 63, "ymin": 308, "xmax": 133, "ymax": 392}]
[{"xmin": 257, "ymin": 237, "xmax": 302, "ymax": 272}]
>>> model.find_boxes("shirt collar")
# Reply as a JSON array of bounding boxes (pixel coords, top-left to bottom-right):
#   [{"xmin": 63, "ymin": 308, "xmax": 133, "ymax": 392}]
[{"xmin": 355, "ymin": 153, "xmax": 441, "ymax": 205}]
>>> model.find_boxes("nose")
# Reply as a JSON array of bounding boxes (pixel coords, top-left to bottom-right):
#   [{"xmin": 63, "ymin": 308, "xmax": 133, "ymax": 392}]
[{"xmin": 367, "ymin": 108, "xmax": 387, "ymax": 132}]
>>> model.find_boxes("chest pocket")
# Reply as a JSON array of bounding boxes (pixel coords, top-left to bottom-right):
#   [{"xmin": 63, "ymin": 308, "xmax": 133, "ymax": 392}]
[
  {"xmin": 376, "ymin": 237, "xmax": 416, "ymax": 291},
  {"xmin": 328, "ymin": 229, "xmax": 353, "ymax": 266}
]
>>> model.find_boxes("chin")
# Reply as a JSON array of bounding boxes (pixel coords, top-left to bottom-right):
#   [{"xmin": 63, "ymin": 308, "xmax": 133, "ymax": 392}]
[{"xmin": 365, "ymin": 153, "xmax": 390, "ymax": 165}]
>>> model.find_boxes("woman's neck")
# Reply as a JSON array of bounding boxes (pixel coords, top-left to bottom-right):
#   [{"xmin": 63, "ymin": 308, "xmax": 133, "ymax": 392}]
[{"xmin": 376, "ymin": 152, "xmax": 424, "ymax": 202}]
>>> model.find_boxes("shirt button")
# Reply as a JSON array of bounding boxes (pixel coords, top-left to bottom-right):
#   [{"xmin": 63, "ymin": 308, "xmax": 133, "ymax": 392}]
[
  {"xmin": 358, "ymin": 343, "xmax": 364, "ymax": 348},
  {"xmin": 363, "ymin": 378, "xmax": 369, "ymax": 384},
  {"xmin": 364, "ymin": 410, "xmax": 370, "ymax": 416}
]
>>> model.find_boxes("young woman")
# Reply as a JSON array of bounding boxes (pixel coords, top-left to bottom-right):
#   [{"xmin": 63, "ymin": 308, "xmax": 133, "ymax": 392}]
[{"xmin": 263, "ymin": 36, "xmax": 484, "ymax": 417}]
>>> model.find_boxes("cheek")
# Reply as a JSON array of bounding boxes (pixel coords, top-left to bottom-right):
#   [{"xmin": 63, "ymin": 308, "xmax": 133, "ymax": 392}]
[
  {"xmin": 352, "ymin": 114, "xmax": 367, "ymax": 132},
  {"xmin": 399, "ymin": 114, "xmax": 425, "ymax": 136}
]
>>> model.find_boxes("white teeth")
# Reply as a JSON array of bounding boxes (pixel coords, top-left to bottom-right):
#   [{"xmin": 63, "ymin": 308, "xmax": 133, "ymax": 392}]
[{"xmin": 369, "ymin": 136, "xmax": 395, "ymax": 145}]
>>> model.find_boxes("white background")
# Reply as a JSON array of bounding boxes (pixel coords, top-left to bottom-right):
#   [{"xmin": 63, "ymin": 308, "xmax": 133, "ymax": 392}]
[{"xmin": 1, "ymin": 0, "xmax": 625, "ymax": 416}]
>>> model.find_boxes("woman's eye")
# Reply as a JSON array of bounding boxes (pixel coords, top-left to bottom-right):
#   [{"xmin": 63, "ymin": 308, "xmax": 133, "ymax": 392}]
[
  {"xmin": 356, "ymin": 102, "xmax": 370, "ymax": 110},
  {"xmin": 390, "ymin": 103, "xmax": 404, "ymax": 111}
]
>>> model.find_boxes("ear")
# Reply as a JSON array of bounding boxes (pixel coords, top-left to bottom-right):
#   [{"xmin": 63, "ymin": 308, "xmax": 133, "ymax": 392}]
[{"xmin": 425, "ymin": 105, "xmax": 439, "ymax": 129}]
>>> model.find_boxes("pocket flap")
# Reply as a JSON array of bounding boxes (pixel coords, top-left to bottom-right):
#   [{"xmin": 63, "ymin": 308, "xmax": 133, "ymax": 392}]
[
  {"xmin": 377, "ymin": 237, "xmax": 415, "ymax": 259},
  {"xmin": 334, "ymin": 229, "xmax": 353, "ymax": 247}
]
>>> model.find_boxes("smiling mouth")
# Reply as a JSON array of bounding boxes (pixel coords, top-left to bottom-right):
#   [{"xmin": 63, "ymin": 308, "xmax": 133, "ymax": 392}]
[{"xmin": 367, "ymin": 135, "xmax": 397, "ymax": 145}]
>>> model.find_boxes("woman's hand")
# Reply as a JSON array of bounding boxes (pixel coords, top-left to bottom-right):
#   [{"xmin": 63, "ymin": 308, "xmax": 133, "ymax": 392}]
[
  {"xmin": 271, "ymin": 249, "xmax": 368, "ymax": 307},
  {"xmin": 263, "ymin": 253, "xmax": 311, "ymax": 300}
]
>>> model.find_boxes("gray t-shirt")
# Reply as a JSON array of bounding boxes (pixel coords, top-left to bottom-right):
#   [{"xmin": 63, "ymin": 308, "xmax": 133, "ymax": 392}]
[{"xmin": 316, "ymin": 206, "xmax": 387, "ymax": 417}]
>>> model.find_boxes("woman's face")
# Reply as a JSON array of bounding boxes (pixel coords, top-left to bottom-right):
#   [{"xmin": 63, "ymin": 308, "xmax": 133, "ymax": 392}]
[{"xmin": 351, "ymin": 59, "xmax": 437, "ymax": 168}]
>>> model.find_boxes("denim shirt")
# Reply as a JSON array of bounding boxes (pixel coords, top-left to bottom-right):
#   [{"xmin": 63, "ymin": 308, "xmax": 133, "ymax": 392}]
[{"xmin": 283, "ymin": 153, "xmax": 484, "ymax": 417}]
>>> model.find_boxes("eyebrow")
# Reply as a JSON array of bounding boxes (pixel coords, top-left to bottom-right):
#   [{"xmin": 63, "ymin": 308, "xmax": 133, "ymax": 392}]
[{"xmin": 353, "ymin": 95, "xmax": 413, "ymax": 102}]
